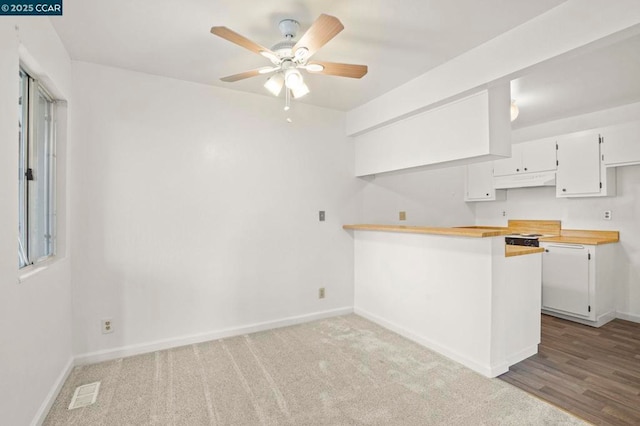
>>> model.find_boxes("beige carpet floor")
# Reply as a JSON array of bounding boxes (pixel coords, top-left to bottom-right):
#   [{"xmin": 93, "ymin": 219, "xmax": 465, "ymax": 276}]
[{"xmin": 44, "ymin": 314, "xmax": 586, "ymax": 425}]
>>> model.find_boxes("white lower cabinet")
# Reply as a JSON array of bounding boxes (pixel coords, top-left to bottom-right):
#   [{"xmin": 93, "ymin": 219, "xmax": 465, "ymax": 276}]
[
  {"xmin": 541, "ymin": 242, "xmax": 616, "ymax": 327},
  {"xmin": 541, "ymin": 244, "xmax": 590, "ymax": 316}
]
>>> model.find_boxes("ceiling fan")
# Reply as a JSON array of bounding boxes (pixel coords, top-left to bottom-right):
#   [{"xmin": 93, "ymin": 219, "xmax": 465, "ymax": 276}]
[{"xmin": 210, "ymin": 14, "xmax": 368, "ymax": 106}]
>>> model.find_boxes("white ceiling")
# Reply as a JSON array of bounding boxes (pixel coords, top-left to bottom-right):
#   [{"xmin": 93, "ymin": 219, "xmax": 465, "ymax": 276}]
[
  {"xmin": 51, "ymin": 0, "xmax": 567, "ymax": 111},
  {"xmin": 51, "ymin": 1, "xmax": 640, "ymax": 125},
  {"xmin": 511, "ymin": 34, "xmax": 640, "ymax": 128}
]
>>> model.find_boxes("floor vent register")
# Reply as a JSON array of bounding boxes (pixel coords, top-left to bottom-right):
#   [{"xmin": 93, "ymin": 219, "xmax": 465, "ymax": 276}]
[{"xmin": 68, "ymin": 382, "xmax": 101, "ymax": 410}]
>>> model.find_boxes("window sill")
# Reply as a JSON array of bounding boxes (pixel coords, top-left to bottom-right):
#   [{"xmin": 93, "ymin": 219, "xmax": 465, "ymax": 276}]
[{"xmin": 18, "ymin": 256, "xmax": 64, "ymax": 283}]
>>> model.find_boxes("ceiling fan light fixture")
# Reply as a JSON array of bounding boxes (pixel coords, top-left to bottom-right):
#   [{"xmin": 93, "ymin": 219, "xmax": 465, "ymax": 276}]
[
  {"xmin": 284, "ymin": 68, "xmax": 304, "ymax": 90},
  {"xmin": 264, "ymin": 73, "xmax": 284, "ymax": 96},
  {"xmin": 305, "ymin": 63, "xmax": 324, "ymax": 72},
  {"xmin": 291, "ymin": 82, "xmax": 310, "ymax": 99},
  {"xmin": 510, "ymin": 99, "xmax": 519, "ymax": 122}
]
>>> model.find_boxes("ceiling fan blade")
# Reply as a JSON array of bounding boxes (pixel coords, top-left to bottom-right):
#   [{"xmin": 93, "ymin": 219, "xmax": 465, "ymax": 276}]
[
  {"xmin": 306, "ymin": 62, "xmax": 368, "ymax": 78},
  {"xmin": 292, "ymin": 14, "xmax": 344, "ymax": 59},
  {"xmin": 211, "ymin": 26, "xmax": 277, "ymax": 58},
  {"xmin": 220, "ymin": 69, "xmax": 264, "ymax": 82}
]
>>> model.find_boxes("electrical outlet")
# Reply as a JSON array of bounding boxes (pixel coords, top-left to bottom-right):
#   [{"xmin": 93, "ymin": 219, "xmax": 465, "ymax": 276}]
[
  {"xmin": 502, "ymin": 211, "xmax": 507, "ymax": 217},
  {"xmin": 603, "ymin": 210, "xmax": 612, "ymax": 220},
  {"xmin": 318, "ymin": 287, "xmax": 325, "ymax": 299},
  {"xmin": 319, "ymin": 211, "xmax": 325, "ymax": 222},
  {"xmin": 399, "ymin": 211, "xmax": 406, "ymax": 221},
  {"xmin": 102, "ymin": 318, "xmax": 113, "ymax": 334}
]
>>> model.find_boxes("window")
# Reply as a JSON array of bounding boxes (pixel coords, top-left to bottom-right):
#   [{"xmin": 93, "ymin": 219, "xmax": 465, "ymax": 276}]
[{"xmin": 18, "ymin": 67, "xmax": 56, "ymax": 268}]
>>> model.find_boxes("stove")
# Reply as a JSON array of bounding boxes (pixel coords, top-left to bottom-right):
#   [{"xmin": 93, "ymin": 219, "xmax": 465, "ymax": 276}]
[{"xmin": 504, "ymin": 233, "xmax": 543, "ymax": 247}]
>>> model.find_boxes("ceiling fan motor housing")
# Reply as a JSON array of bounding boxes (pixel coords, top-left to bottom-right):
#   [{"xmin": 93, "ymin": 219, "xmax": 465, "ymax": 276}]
[
  {"xmin": 271, "ymin": 40, "xmax": 296, "ymax": 58},
  {"xmin": 278, "ymin": 19, "xmax": 299, "ymax": 39},
  {"xmin": 272, "ymin": 19, "xmax": 300, "ymax": 59}
]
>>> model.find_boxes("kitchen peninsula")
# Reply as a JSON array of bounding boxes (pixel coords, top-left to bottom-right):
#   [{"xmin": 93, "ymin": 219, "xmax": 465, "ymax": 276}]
[{"xmin": 343, "ymin": 224, "xmax": 543, "ymax": 377}]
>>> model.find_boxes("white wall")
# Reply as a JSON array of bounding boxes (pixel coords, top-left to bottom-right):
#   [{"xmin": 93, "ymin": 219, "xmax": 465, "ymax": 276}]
[
  {"xmin": 352, "ymin": 231, "xmax": 541, "ymax": 377},
  {"xmin": 0, "ymin": 19, "xmax": 73, "ymax": 426},
  {"xmin": 70, "ymin": 62, "xmax": 362, "ymax": 358},
  {"xmin": 357, "ymin": 166, "xmax": 475, "ymax": 227},
  {"xmin": 475, "ymin": 110, "xmax": 640, "ymax": 322}
]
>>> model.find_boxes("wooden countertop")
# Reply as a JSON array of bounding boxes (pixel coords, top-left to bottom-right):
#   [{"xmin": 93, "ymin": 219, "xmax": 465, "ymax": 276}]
[
  {"xmin": 343, "ymin": 224, "xmax": 542, "ymax": 257},
  {"xmin": 343, "ymin": 223, "xmax": 618, "ymax": 258},
  {"xmin": 505, "ymin": 245, "xmax": 544, "ymax": 257},
  {"xmin": 342, "ymin": 224, "xmax": 511, "ymax": 238},
  {"xmin": 539, "ymin": 234, "xmax": 619, "ymax": 245},
  {"xmin": 457, "ymin": 222, "xmax": 619, "ymax": 245},
  {"xmin": 506, "ymin": 220, "xmax": 619, "ymax": 245}
]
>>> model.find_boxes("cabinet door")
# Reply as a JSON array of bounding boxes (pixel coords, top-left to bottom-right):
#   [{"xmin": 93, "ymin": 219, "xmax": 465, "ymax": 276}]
[
  {"xmin": 542, "ymin": 245, "xmax": 590, "ymax": 317},
  {"xmin": 465, "ymin": 162, "xmax": 496, "ymax": 201},
  {"xmin": 522, "ymin": 138, "xmax": 557, "ymax": 173},
  {"xmin": 556, "ymin": 132, "xmax": 601, "ymax": 197},
  {"xmin": 492, "ymin": 144, "xmax": 522, "ymax": 176},
  {"xmin": 602, "ymin": 121, "xmax": 640, "ymax": 167}
]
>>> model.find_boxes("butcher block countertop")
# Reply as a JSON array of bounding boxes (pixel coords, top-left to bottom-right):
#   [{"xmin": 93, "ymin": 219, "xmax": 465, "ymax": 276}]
[
  {"xmin": 452, "ymin": 222, "xmax": 619, "ymax": 245},
  {"xmin": 343, "ymin": 225, "xmax": 544, "ymax": 257},
  {"xmin": 343, "ymin": 220, "xmax": 619, "ymax": 250},
  {"xmin": 505, "ymin": 245, "xmax": 545, "ymax": 257},
  {"xmin": 342, "ymin": 224, "xmax": 511, "ymax": 238},
  {"xmin": 539, "ymin": 230, "xmax": 619, "ymax": 245}
]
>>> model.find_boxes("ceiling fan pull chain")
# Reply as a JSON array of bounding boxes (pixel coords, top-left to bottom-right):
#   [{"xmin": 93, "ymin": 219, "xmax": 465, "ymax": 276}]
[{"xmin": 284, "ymin": 88, "xmax": 291, "ymax": 111}]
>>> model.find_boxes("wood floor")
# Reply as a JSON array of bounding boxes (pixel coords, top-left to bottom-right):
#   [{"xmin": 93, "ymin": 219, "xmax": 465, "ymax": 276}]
[{"xmin": 500, "ymin": 314, "xmax": 640, "ymax": 426}]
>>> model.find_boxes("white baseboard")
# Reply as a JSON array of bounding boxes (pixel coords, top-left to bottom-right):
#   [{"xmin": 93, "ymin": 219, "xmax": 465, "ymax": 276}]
[
  {"xmin": 75, "ymin": 307, "xmax": 353, "ymax": 365},
  {"xmin": 616, "ymin": 311, "xmax": 640, "ymax": 323},
  {"xmin": 542, "ymin": 309, "xmax": 617, "ymax": 327},
  {"xmin": 494, "ymin": 345, "xmax": 538, "ymax": 377},
  {"xmin": 31, "ymin": 356, "xmax": 74, "ymax": 426},
  {"xmin": 597, "ymin": 311, "xmax": 618, "ymax": 326},
  {"xmin": 354, "ymin": 307, "xmax": 498, "ymax": 378}
]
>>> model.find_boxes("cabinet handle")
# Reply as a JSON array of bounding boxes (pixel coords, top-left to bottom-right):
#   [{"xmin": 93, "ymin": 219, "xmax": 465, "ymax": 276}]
[
  {"xmin": 516, "ymin": 168, "xmax": 520, "ymax": 172},
  {"xmin": 562, "ymin": 188, "xmax": 567, "ymax": 192},
  {"xmin": 547, "ymin": 244, "xmax": 585, "ymax": 249},
  {"xmin": 524, "ymin": 167, "xmax": 528, "ymax": 171},
  {"xmin": 486, "ymin": 193, "xmax": 489, "ymax": 196}
]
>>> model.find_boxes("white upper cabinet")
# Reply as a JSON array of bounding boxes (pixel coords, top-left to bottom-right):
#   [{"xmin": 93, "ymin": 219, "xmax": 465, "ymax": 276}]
[
  {"xmin": 602, "ymin": 121, "xmax": 640, "ymax": 167},
  {"xmin": 556, "ymin": 132, "xmax": 600, "ymax": 196},
  {"xmin": 521, "ymin": 138, "xmax": 558, "ymax": 173},
  {"xmin": 493, "ymin": 138, "xmax": 557, "ymax": 177},
  {"xmin": 353, "ymin": 85, "xmax": 511, "ymax": 177},
  {"xmin": 465, "ymin": 162, "xmax": 505, "ymax": 202},
  {"xmin": 492, "ymin": 148, "xmax": 522, "ymax": 176},
  {"xmin": 556, "ymin": 131, "xmax": 616, "ymax": 198}
]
